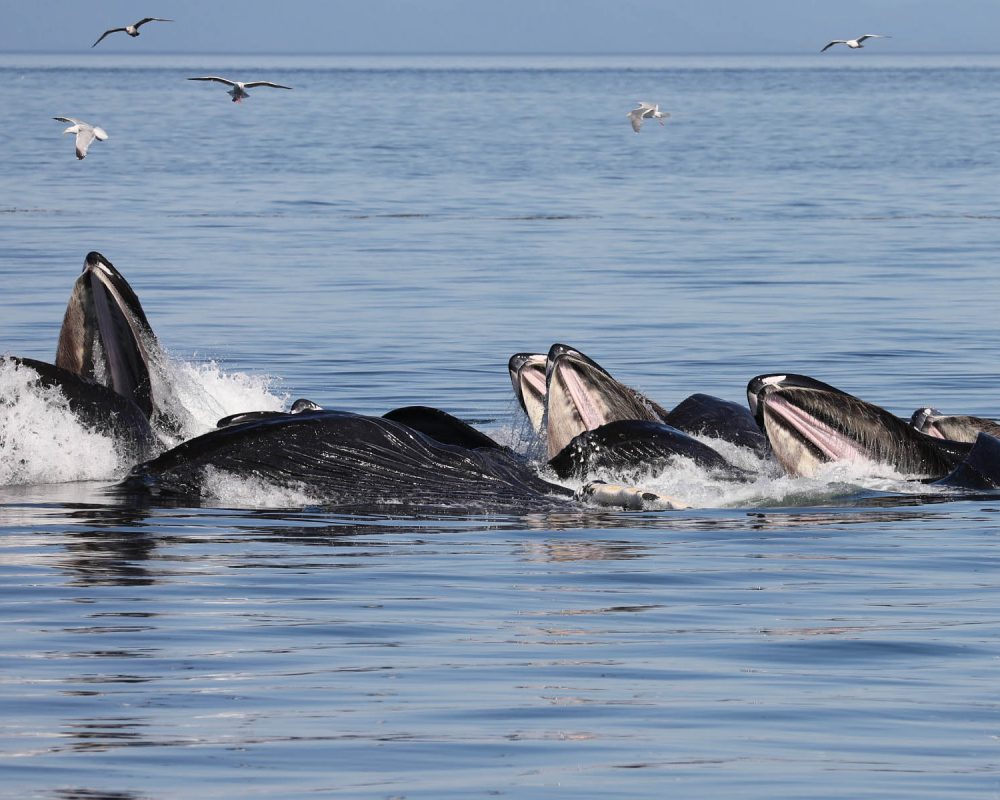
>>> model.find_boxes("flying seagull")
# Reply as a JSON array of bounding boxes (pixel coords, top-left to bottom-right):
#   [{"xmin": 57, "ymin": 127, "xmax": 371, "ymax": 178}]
[
  {"xmin": 187, "ymin": 76, "xmax": 294, "ymax": 103},
  {"xmin": 53, "ymin": 117, "xmax": 108, "ymax": 160},
  {"xmin": 820, "ymin": 34, "xmax": 890, "ymax": 52},
  {"xmin": 92, "ymin": 17, "xmax": 173, "ymax": 48},
  {"xmin": 628, "ymin": 102, "xmax": 669, "ymax": 133}
]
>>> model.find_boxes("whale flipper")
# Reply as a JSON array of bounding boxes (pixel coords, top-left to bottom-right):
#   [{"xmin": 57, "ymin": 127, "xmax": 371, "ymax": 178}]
[{"xmin": 577, "ymin": 480, "xmax": 688, "ymax": 510}]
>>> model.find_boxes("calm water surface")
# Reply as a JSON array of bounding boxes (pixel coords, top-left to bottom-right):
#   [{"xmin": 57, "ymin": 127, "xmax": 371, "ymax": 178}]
[{"xmin": 1, "ymin": 54, "xmax": 1000, "ymax": 798}]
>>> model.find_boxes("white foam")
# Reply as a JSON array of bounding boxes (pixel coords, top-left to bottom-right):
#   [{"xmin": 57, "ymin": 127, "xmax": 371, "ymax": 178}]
[
  {"xmin": 0, "ymin": 359, "xmax": 124, "ymax": 485},
  {"xmin": 200, "ymin": 466, "xmax": 323, "ymax": 508},
  {"xmin": 515, "ymin": 420, "xmax": 949, "ymax": 510},
  {"xmin": 0, "ymin": 353, "xmax": 288, "ymax": 487}
]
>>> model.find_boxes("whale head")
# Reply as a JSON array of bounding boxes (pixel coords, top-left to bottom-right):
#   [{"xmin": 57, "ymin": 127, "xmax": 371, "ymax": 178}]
[
  {"xmin": 747, "ymin": 373, "xmax": 967, "ymax": 478},
  {"xmin": 508, "ymin": 352, "xmax": 548, "ymax": 433},
  {"xmin": 544, "ymin": 344, "xmax": 665, "ymax": 461},
  {"xmin": 55, "ymin": 251, "xmax": 160, "ymax": 420}
]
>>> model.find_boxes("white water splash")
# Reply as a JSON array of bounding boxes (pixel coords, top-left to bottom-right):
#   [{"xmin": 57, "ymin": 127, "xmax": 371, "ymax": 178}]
[
  {"xmin": 512, "ymin": 420, "xmax": 949, "ymax": 510},
  {"xmin": 150, "ymin": 351, "xmax": 287, "ymax": 446},
  {"xmin": 0, "ymin": 359, "xmax": 123, "ymax": 484},
  {"xmin": 0, "ymin": 354, "xmax": 287, "ymax": 486},
  {"xmin": 200, "ymin": 467, "xmax": 323, "ymax": 508}
]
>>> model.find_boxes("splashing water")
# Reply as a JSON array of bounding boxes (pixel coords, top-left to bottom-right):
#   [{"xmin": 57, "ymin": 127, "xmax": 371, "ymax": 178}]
[
  {"xmin": 0, "ymin": 355, "xmax": 954, "ymax": 510},
  {"xmin": 507, "ymin": 417, "xmax": 951, "ymax": 510},
  {"xmin": 150, "ymin": 351, "xmax": 287, "ymax": 446},
  {"xmin": 200, "ymin": 467, "xmax": 324, "ymax": 509},
  {"xmin": 0, "ymin": 359, "xmax": 124, "ymax": 484},
  {"xmin": 0, "ymin": 354, "xmax": 286, "ymax": 486}
]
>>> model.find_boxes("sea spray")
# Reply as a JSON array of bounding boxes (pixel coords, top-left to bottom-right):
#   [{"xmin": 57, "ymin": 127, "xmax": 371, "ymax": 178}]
[
  {"xmin": 0, "ymin": 359, "xmax": 122, "ymax": 484},
  {"xmin": 0, "ymin": 353, "xmax": 286, "ymax": 486}
]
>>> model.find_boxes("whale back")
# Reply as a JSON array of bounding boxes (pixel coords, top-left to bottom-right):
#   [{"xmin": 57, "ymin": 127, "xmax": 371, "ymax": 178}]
[{"xmin": 121, "ymin": 410, "xmax": 575, "ymax": 513}]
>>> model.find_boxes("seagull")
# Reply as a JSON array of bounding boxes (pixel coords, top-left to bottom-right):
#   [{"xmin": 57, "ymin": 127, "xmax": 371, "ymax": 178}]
[
  {"xmin": 92, "ymin": 17, "xmax": 173, "ymax": 48},
  {"xmin": 187, "ymin": 76, "xmax": 294, "ymax": 103},
  {"xmin": 53, "ymin": 117, "xmax": 108, "ymax": 160},
  {"xmin": 820, "ymin": 34, "xmax": 890, "ymax": 52},
  {"xmin": 628, "ymin": 102, "xmax": 669, "ymax": 133}
]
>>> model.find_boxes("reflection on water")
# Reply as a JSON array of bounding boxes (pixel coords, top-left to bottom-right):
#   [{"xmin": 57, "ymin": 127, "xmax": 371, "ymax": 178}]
[
  {"xmin": 1, "ymin": 491, "xmax": 998, "ymax": 799},
  {"xmin": 54, "ymin": 790, "xmax": 146, "ymax": 800},
  {"xmin": 517, "ymin": 540, "xmax": 653, "ymax": 563}
]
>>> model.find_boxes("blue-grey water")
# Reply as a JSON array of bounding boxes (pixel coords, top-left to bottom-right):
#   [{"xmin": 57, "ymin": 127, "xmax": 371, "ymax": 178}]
[{"xmin": 2, "ymin": 53, "xmax": 1000, "ymax": 798}]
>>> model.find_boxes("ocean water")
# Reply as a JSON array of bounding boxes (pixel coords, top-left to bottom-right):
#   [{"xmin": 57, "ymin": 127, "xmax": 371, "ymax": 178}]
[{"xmin": 2, "ymin": 53, "xmax": 1000, "ymax": 798}]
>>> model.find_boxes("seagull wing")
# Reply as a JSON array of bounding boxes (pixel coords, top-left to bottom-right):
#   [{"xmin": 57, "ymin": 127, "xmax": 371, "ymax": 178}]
[
  {"xmin": 92, "ymin": 27, "xmax": 127, "ymax": 47},
  {"xmin": 74, "ymin": 127, "xmax": 96, "ymax": 160},
  {"xmin": 855, "ymin": 34, "xmax": 888, "ymax": 43},
  {"xmin": 243, "ymin": 81, "xmax": 293, "ymax": 90},
  {"xmin": 53, "ymin": 116, "xmax": 81, "ymax": 125},
  {"xmin": 188, "ymin": 76, "xmax": 238, "ymax": 87},
  {"xmin": 628, "ymin": 108, "xmax": 644, "ymax": 132},
  {"xmin": 820, "ymin": 40, "xmax": 845, "ymax": 52},
  {"xmin": 134, "ymin": 17, "xmax": 173, "ymax": 28}
]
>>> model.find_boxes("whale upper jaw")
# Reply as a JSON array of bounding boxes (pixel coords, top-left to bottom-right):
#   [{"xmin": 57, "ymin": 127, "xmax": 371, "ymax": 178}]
[{"xmin": 55, "ymin": 251, "xmax": 160, "ymax": 419}]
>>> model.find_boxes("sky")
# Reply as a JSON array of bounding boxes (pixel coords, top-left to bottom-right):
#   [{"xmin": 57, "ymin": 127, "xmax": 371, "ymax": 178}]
[{"xmin": 3, "ymin": 0, "xmax": 999, "ymax": 55}]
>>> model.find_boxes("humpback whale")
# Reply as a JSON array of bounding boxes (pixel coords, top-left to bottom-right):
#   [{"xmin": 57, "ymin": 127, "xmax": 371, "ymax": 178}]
[
  {"xmin": 55, "ymin": 251, "xmax": 166, "ymax": 423},
  {"xmin": 508, "ymin": 353, "xmax": 548, "ymax": 433},
  {"xmin": 508, "ymin": 344, "xmax": 758, "ymax": 481},
  {"xmin": 121, "ymin": 406, "xmax": 683, "ymax": 512},
  {"xmin": 747, "ymin": 374, "xmax": 972, "ymax": 479},
  {"xmin": 547, "ymin": 418, "xmax": 748, "ymax": 481},
  {"xmin": 381, "ymin": 405, "xmax": 507, "ymax": 451},
  {"xmin": 910, "ymin": 407, "xmax": 1000, "ymax": 443},
  {"xmin": 660, "ymin": 393, "xmax": 769, "ymax": 455},
  {"xmin": 543, "ymin": 344, "xmax": 668, "ymax": 460},
  {"xmin": 542, "ymin": 344, "xmax": 741, "ymax": 480},
  {"xmin": 0, "ymin": 252, "xmax": 167, "ymax": 462},
  {"xmin": 512, "ymin": 345, "xmax": 766, "ymax": 453}
]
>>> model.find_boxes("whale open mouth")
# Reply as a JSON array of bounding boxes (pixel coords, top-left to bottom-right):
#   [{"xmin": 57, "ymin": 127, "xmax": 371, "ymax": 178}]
[
  {"xmin": 544, "ymin": 344, "xmax": 662, "ymax": 460},
  {"xmin": 910, "ymin": 407, "xmax": 948, "ymax": 438},
  {"xmin": 55, "ymin": 251, "xmax": 159, "ymax": 419},
  {"xmin": 508, "ymin": 353, "xmax": 548, "ymax": 433},
  {"xmin": 748, "ymin": 374, "xmax": 972, "ymax": 480},
  {"xmin": 762, "ymin": 393, "xmax": 872, "ymax": 474}
]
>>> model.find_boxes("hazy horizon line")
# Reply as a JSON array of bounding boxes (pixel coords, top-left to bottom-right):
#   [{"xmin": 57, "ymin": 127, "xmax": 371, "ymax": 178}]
[{"xmin": 5, "ymin": 48, "xmax": 1000, "ymax": 58}]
